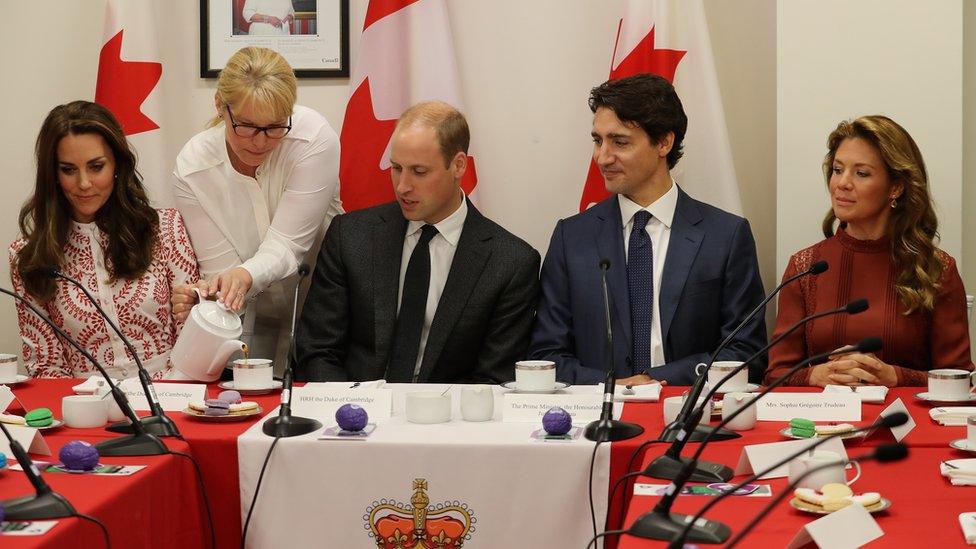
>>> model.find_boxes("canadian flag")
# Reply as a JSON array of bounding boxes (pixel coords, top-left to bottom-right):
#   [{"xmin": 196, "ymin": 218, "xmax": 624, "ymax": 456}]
[
  {"xmin": 579, "ymin": 0, "xmax": 741, "ymax": 215},
  {"xmin": 94, "ymin": 0, "xmax": 172, "ymax": 205},
  {"xmin": 339, "ymin": 0, "xmax": 477, "ymax": 212}
]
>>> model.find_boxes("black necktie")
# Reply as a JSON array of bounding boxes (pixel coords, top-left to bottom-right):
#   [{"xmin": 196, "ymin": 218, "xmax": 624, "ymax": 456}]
[
  {"xmin": 627, "ymin": 210, "xmax": 653, "ymax": 374},
  {"xmin": 387, "ymin": 225, "xmax": 439, "ymax": 382}
]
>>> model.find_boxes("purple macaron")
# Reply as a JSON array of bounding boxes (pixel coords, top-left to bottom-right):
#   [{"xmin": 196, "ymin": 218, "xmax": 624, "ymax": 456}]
[
  {"xmin": 217, "ymin": 390, "xmax": 242, "ymax": 404},
  {"xmin": 542, "ymin": 407, "xmax": 573, "ymax": 436},
  {"xmin": 205, "ymin": 399, "xmax": 230, "ymax": 416}
]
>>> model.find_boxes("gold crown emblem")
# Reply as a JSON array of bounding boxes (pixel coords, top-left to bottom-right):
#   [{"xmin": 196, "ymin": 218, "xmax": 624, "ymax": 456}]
[{"xmin": 365, "ymin": 478, "xmax": 476, "ymax": 548}]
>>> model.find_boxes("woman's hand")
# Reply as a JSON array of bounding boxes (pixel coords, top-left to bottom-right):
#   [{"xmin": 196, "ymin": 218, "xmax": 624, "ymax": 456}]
[
  {"xmin": 808, "ymin": 351, "xmax": 898, "ymax": 387},
  {"xmin": 208, "ymin": 267, "xmax": 253, "ymax": 312},
  {"xmin": 171, "ymin": 280, "xmax": 209, "ymax": 323}
]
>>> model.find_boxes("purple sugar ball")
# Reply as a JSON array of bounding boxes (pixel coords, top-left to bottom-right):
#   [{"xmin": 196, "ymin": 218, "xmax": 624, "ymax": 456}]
[
  {"xmin": 336, "ymin": 403, "xmax": 368, "ymax": 432},
  {"xmin": 542, "ymin": 407, "xmax": 573, "ymax": 435},
  {"xmin": 59, "ymin": 440, "xmax": 99, "ymax": 471}
]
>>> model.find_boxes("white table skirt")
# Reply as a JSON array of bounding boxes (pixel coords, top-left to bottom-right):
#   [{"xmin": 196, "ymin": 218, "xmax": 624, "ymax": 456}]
[{"xmin": 237, "ymin": 384, "xmax": 612, "ymax": 548}]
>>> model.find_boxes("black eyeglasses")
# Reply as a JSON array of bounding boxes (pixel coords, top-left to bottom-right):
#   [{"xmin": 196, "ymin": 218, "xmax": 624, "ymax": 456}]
[{"xmin": 225, "ymin": 106, "xmax": 292, "ymax": 139}]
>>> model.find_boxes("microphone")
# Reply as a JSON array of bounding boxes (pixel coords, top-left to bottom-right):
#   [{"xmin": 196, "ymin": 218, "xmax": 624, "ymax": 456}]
[
  {"xmin": 0, "ymin": 286, "xmax": 168, "ymax": 456},
  {"xmin": 584, "ymin": 260, "xmax": 644, "ymax": 442},
  {"xmin": 0, "ymin": 421, "xmax": 76, "ymax": 520},
  {"xmin": 41, "ymin": 268, "xmax": 180, "ymax": 438},
  {"xmin": 665, "ymin": 413, "xmax": 907, "ymax": 547},
  {"xmin": 644, "ymin": 298, "xmax": 869, "ymax": 485},
  {"xmin": 631, "ymin": 336, "xmax": 880, "ymax": 543},
  {"xmin": 661, "ymin": 260, "xmax": 829, "ymax": 444},
  {"xmin": 725, "ymin": 442, "xmax": 908, "ymax": 548},
  {"xmin": 263, "ymin": 263, "xmax": 322, "ymax": 437}
]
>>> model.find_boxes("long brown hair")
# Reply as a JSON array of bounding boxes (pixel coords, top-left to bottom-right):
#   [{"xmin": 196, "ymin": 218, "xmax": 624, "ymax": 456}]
[
  {"xmin": 821, "ymin": 115, "xmax": 941, "ymax": 313},
  {"xmin": 16, "ymin": 101, "xmax": 159, "ymax": 302}
]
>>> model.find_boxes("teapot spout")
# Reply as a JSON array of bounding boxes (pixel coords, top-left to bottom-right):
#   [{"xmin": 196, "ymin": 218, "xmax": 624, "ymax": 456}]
[{"xmin": 209, "ymin": 339, "xmax": 245, "ymax": 376}]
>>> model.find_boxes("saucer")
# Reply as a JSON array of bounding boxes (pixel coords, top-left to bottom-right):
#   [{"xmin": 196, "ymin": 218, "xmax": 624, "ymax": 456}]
[
  {"xmin": 915, "ymin": 392, "xmax": 976, "ymax": 405},
  {"xmin": 789, "ymin": 496, "xmax": 891, "ymax": 515},
  {"xmin": 218, "ymin": 380, "xmax": 282, "ymax": 395},
  {"xmin": 779, "ymin": 426, "xmax": 863, "ymax": 441},
  {"xmin": 0, "ymin": 374, "xmax": 30, "ymax": 386},
  {"xmin": 501, "ymin": 381, "xmax": 570, "ymax": 394},
  {"xmin": 928, "ymin": 406, "xmax": 976, "ymax": 426},
  {"xmin": 183, "ymin": 405, "xmax": 263, "ymax": 422},
  {"xmin": 713, "ymin": 383, "xmax": 760, "ymax": 394},
  {"xmin": 950, "ymin": 439, "xmax": 976, "ymax": 453},
  {"xmin": 37, "ymin": 419, "xmax": 64, "ymax": 431}
]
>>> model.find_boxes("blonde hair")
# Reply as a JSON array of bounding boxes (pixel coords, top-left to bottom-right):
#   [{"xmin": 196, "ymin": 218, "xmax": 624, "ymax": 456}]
[
  {"xmin": 209, "ymin": 47, "xmax": 297, "ymax": 127},
  {"xmin": 821, "ymin": 115, "xmax": 942, "ymax": 313},
  {"xmin": 395, "ymin": 101, "xmax": 470, "ymax": 167}
]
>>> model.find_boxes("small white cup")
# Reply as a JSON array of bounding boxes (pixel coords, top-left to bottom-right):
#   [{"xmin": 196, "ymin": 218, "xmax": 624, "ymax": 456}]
[
  {"xmin": 515, "ymin": 360, "xmax": 556, "ymax": 391},
  {"xmin": 405, "ymin": 391, "xmax": 452, "ymax": 424},
  {"xmin": 0, "ymin": 354, "xmax": 18, "ymax": 383},
  {"xmin": 232, "ymin": 358, "xmax": 273, "ymax": 390},
  {"xmin": 662, "ymin": 395, "xmax": 711, "ymax": 425},
  {"xmin": 968, "ymin": 415, "xmax": 976, "ymax": 446},
  {"xmin": 696, "ymin": 361, "xmax": 748, "ymax": 392},
  {"xmin": 460, "ymin": 386, "xmax": 494, "ymax": 422},
  {"xmin": 721, "ymin": 392, "xmax": 757, "ymax": 431},
  {"xmin": 928, "ymin": 369, "xmax": 972, "ymax": 399},
  {"xmin": 62, "ymin": 395, "xmax": 108, "ymax": 428},
  {"xmin": 93, "ymin": 384, "xmax": 127, "ymax": 422},
  {"xmin": 787, "ymin": 450, "xmax": 861, "ymax": 491}
]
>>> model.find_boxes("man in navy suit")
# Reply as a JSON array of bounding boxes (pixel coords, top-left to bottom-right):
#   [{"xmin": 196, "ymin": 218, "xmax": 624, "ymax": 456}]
[{"xmin": 529, "ymin": 74, "xmax": 766, "ymax": 386}]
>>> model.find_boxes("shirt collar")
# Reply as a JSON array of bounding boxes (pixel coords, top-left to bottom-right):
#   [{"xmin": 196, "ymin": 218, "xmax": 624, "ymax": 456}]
[
  {"xmin": 406, "ymin": 192, "xmax": 468, "ymax": 247},
  {"xmin": 618, "ymin": 178, "xmax": 678, "ymax": 229}
]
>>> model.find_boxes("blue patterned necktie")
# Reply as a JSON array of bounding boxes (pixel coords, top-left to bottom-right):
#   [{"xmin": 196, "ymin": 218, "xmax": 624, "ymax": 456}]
[{"xmin": 627, "ymin": 210, "xmax": 653, "ymax": 374}]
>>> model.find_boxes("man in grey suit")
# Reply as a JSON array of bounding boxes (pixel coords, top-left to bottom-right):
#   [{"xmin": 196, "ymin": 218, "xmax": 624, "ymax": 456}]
[{"xmin": 296, "ymin": 101, "xmax": 540, "ymax": 383}]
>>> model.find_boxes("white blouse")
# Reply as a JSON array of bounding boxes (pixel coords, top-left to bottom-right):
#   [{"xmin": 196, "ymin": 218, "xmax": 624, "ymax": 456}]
[
  {"xmin": 173, "ymin": 104, "xmax": 342, "ymax": 296},
  {"xmin": 9, "ymin": 209, "xmax": 199, "ymax": 379}
]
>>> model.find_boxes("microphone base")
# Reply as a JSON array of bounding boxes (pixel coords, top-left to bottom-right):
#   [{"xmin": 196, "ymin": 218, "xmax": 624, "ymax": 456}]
[
  {"xmin": 659, "ymin": 422, "xmax": 741, "ymax": 443},
  {"xmin": 106, "ymin": 414, "xmax": 182, "ymax": 438},
  {"xmin": 94, "ymin": 432, "xmax": 169, "ymax": 456},
  {"xmin": 584, "ymin": 418, "xmax": 644, "ymax": 442},
  {"xmin": 629, "ymin": 510, "xmax": 731, "ymax": 544},
  {"xmin": 644, "ymin": 454, "xmax": 734, "ymax": 483},
  {"xmin": 262, "ymin": 414, "xmax": 323, "ymax": 438},
  {"xmin": 2, "ymin": 491, "xmax": 76, "ymax": 521}
]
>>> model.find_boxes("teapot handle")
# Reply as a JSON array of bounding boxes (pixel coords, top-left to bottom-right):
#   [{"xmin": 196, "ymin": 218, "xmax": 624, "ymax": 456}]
[
  {"xmin": 192, "ymin": 287, "xmax": 233, "ymax": 311},
  {"xmin": 192, "ymin": 287, "xmax": 205, "ymax": 302}
]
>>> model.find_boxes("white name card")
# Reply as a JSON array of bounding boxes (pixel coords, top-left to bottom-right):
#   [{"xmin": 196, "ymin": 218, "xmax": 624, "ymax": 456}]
[
  {"xmin": 290, "ymin": 387, "xmax": 393, "ymax": 423},
  {"xmin": 119, "ymin": 379, "xmax": 206, "ymax": 412},
  {"xmin": 502, "ymin": 393, "xmax": 605, "ymax": 423},
  {"xmin": 756, "ymin": 393, "xmax": 861, "ymax": 422},
  {"xmin": 877, "ymin": 398, "xmax": 915, "ymax": 442},
  {"xmin": 0, "ymin": 424, "xmax": 50, "ymax": 456},
  {"xmin": 787, "ymin": 501, "xmax": 883, "ymax": 549},
  {"xmin": 735, "ymin": 436, "xmax": 847, "ymax": 479}
]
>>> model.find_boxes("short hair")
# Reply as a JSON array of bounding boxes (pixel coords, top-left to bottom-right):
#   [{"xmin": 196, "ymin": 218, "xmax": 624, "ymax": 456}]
[
  {"xmin": 395, "ymin": 101, "xmax": 470, "ymax": 167},
  {"xmin": 588, "ymin": 74, "xmax": 687, "ymax": 169},
  {"xmin": 210, "ymin": 46, "xmax": 297, "ymax": 126}
]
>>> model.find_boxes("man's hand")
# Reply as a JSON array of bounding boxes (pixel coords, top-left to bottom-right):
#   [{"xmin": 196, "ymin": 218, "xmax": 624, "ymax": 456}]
[{"xmin": 616, "ymin": 373, "xmax": 666, "ymax": 387}]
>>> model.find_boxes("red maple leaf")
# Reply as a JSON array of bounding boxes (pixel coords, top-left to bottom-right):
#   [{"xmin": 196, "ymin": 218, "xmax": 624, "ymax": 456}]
[
  {"xmin": 94, "ymin": 30, "xmax": 162, "ymax": 136},
  {"xmin": 339, "ymin": 79, "xmax": 399, "ymax": 211},
  {"xmin": 578, "ymin": 23, "xmax": 686, "ymax": 211},
  {"xmin": 363, "ymin": 0, "xmax": 423, "ymax": 30}
]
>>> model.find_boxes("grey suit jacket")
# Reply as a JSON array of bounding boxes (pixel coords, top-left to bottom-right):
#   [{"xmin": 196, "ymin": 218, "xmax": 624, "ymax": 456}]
[{"xmin": 295, "ymin": 199, "xmax": 541, "ymax": 383}]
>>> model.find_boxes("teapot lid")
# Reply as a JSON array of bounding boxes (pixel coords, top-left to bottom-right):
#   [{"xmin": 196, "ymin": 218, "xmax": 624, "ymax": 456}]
[{"xmin": 192, "ymin": 299, "xmax": 241, "ymax": 332}]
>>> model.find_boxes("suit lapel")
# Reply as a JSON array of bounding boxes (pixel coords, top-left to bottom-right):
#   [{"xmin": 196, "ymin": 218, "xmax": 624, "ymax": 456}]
[
  {"xmin": 659, "ymin": 189, "xmax": 704, "ymax": 342},
  {"xmin": 417, "ymin": 201, "xmax": 491, "ymax": 381},
  {"xmin": 372, "ymin": 204, "xmax": 407, "ymax": 378},
  {"xmin": 594, "ymin": 198, "xmax": 632, "ymax": 349}
]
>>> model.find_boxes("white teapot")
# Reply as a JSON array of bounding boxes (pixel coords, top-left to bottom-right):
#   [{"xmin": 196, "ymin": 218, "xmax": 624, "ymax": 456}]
[{"xmin": 170, "ymin": 290, "xmax": 246, "ymax": 382}]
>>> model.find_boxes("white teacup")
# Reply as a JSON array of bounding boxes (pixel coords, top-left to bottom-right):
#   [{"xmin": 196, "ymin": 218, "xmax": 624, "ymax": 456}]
[
  {"xmin": 663, "ymin": 395, "xmax": 712, "ymax": 425},
  {"xmin": 787, "ymin": 450, "xmax": 861, "ymax": 491},
  {"xmin": 928, "ymin": 369, "xmax": 973, "ymax": 400},
  {"xmin": 696, "ymin": 361, "xmax": 748, "ymax": 392},
  {"xmin": 93, "ymin": 384, "xmax": 127, "ymax": 422},
  {"xmin": 460, "ymin": 386, "xmax": 494, "ymax": 422},
  {"xmin": 0, "ymin": 354, "xmax": 17, "ymax": 383},
  {"xmin": 721, "ymin": 392, "xmax": 757, "ymax": 431},
  {"xmin": 62, "ymin": 395, "xmax": 108, "ymax": 428},
  {"xmin": 405, "ymin": 391, "xmax": 452, "ymax": 424},
  {"xmin": 232, "ymin": 358, "xmax": 273, "ymax": 390},
  {"xmin": 515, "ymin": 360, "xmax": 556, "ymax": 391}
]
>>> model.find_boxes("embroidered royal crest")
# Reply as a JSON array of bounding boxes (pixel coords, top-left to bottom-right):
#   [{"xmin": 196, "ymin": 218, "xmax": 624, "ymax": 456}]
[{"xmin": 364, "ymin": 478, "xmax": 476, "ymax": 548}]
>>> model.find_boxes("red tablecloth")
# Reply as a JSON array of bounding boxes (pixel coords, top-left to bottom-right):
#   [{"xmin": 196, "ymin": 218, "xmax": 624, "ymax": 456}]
[
  {"xmin": 608, "ymin": 386, "xmax": 976, "ymax": 548},
  {"xmin": 0, "ymin": 378, "xmax": 281, "ymax": 548}
]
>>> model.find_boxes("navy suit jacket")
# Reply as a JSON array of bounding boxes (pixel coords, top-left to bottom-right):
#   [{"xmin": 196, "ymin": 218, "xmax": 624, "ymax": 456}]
[{"xmin": 529, "ymin": 189, "xmax": 767, "ymax": 385}]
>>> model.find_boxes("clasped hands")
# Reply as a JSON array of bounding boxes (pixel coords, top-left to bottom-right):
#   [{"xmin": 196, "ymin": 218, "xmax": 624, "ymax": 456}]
[
  {"xmin": 171, "ymin": 267, "xmax": 253, "ymax": 322},
  {"xmin": 808, "ymin": 348, "xmax": 898, "ymax": 388}
]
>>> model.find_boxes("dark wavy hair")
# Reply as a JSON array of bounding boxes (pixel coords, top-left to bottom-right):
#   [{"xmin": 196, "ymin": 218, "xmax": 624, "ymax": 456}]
[
  {"xmin": 588, "ymin": 73, "xmax": 688, "ymax": 169},
  {"xmin": 822, "ymin": 115, "xmax": 941, "ymax": 313},
  {"xmin": 16, "ymin": 100, "xmax": 159, "ymax": 302}
]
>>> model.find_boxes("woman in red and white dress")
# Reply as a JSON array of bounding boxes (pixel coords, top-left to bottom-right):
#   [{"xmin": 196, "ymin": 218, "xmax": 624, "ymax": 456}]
[{"xmin": 9, "ymin": 101, "xmax": 200, "ymax": 379}]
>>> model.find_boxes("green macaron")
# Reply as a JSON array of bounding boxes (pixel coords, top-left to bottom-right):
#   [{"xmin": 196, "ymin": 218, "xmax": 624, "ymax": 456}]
[
  {"xmin": 25, "ymin": 407, "xmax": 53, "ymax": 428},
  {"xmin": 789, "ymin": 417, "xmax": 816, "ymax": 438}
]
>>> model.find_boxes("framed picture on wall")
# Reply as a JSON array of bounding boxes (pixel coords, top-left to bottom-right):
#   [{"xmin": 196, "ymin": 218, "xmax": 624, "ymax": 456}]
[{"xmin": 200, "ymin": 0, "xmax": 349, "ymax": 78}]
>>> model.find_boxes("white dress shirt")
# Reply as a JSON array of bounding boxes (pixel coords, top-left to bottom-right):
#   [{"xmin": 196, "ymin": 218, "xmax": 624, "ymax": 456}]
[
  {"xmin": 397, "ymin": 196, "xmax": 468, "ymax": 379},
  {"xmin": 618, "ymin": 180, "xmax": 678, "ymax": 370}
]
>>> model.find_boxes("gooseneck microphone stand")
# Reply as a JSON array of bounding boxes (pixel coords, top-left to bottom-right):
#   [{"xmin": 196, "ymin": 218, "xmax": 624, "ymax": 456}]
[
  {"xmin": 263, "ymin": 264, "xmax": 322, "ymax": 437},
  {"xmin": 584, "ymin": 260, "xmax": 644, "ymax": 442},
  {"xmin": 0, "ymin": 421, "xmax": 75, "ymax": 520},
  {"xmin": 44, "ymin": 268, "xmax": 180, "ymax": 438},
  {"xmin": 0, "ymin": 286, "xmax": 168, "ymax": 456}
]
